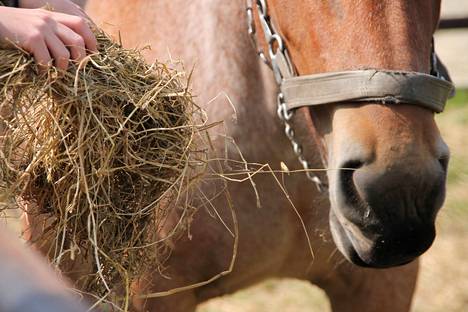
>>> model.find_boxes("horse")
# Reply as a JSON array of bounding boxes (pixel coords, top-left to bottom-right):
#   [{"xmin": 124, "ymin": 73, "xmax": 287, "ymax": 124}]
[{"xmin": 83, "ymin": 1, "xmax": 451, "ymax": 311}]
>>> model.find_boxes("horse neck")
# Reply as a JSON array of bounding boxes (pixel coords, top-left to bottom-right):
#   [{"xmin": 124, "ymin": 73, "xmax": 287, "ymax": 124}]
[
  {"xmin": 183, "ymin": 0, "xmax": 287, "ymax": 162},
  {"xmin": 87, "ymin": 0, "xmax": 318, "ymax": 166},
  {"xmin": 161, "ymin": 1, "xmax": 300, "ymax": 165}
]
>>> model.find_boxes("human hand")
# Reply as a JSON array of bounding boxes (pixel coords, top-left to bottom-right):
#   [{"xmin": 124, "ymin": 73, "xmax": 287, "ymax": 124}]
[{"xmin": 0, "ymin": 5, "xmax": 97, "ymax": 70}]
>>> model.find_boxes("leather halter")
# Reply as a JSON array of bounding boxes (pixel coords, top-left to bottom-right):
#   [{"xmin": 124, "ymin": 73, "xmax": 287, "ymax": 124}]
[
  {"xmin": 246, "ymin": 0, "xmax": 454, "ymax": 192},
  {"xmin": 281, "ymin": 70, "xmax": 453, "ymax": 113}
]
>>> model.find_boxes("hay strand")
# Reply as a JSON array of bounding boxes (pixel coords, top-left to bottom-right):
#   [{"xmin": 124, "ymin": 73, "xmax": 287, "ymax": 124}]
[{"xmin": 0, "ymin": 30, "xmax": 207, "ymax": 309}]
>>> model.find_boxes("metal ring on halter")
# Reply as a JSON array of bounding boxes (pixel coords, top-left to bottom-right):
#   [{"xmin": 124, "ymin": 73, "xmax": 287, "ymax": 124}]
[
  {"xmin": 269, "ymin": 34, "xmax": 286, "ymax": 83},
  {"xmin": 268, "ymin": 33, "xmax": 284, "ymax": 58}
]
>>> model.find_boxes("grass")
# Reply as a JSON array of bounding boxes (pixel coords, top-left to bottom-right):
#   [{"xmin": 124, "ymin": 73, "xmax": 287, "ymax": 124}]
[
  {"xmin": 445, "ymin": 89, "xmax": 468, "ymax": 109},
  {"xmin": 198, "ymin": 90, "xmax": 468, "ymax": 312}
]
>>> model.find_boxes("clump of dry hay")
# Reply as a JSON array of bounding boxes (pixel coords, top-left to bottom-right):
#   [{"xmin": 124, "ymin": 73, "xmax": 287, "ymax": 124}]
[{"xmin": 0, "ymin": 31, "xmax": 206, "ymax": 309}]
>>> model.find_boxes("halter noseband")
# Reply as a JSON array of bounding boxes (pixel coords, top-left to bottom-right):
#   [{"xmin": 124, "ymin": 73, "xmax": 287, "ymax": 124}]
[{"xmin": 246, "ymin": 0, "xmax": 454, "ymax": 193}]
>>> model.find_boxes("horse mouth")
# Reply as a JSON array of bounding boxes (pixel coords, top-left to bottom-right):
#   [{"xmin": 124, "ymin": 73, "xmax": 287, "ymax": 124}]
[
  {"xmin": 326, "ymin": 147, "xmax": 444, "ymax": 268},
  {"xmin": 329, "ymin": 209, "xmax": 372, "ymax": 267},
  {"xmin": 329, "ymin": 208, "xmax": 434, "ymax": 268}
]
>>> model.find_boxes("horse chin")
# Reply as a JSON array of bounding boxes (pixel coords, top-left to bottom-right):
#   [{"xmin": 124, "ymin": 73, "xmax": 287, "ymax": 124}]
[
  {"xmin": 329, "ymin": 210, "xmax": 372, "ymax": 267},
  {"xmin": 329, "ymin": 209, "xmax": 433, "ymax": 268}
]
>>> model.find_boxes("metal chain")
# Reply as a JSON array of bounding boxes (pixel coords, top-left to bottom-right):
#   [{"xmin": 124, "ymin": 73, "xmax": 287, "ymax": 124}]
[
  {"xmin": 246, "ymin": 0, "xmax": 271, "ymax": 67},
  {"xmin": 246, "ymin": 0, "xmax": 327, "ymax": 193}
]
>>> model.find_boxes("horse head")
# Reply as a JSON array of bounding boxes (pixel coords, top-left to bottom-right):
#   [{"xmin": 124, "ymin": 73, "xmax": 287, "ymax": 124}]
[{"xmin": 254, "ymin": 0, "xmax": 451, "ymax": 268}]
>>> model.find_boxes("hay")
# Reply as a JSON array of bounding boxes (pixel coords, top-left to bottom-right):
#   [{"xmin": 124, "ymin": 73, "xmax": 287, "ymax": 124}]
[{"xmin": 0, "ymin": 30, "xmax": 206, "ymax": 309}]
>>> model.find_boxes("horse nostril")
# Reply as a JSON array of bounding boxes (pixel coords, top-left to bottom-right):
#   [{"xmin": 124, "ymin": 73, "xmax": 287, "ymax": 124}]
[
  {"xmin": 341, "ymin": 160, "xmax": 365, "ymax": 171},
  {"xmin": 438, "ymin": 155, "xmax": 449, "ymax": 173},
  {"xmin": 339, "ymin": 159, "xmax": 365, "ymax": 207}
]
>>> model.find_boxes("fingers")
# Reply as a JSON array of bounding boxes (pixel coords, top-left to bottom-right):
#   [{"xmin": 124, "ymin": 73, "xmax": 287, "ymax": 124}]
[
  {"xmin": 28, "ymin": 34, "xmax": 52, "ymax": 70},
  {"xmin": 50, "ymin": 11, "xmax": 97, "ymax": 52},
  {"xmin": 19, "ymin": 9, "xmax": 98, "ymax": 71},
  {"xmin": 45, "ymin": 33, "xmax": 70, "ymax": 70},
  {"xmin": 54, "ymin": 23, "xmax": 86, "ymax": 62}
]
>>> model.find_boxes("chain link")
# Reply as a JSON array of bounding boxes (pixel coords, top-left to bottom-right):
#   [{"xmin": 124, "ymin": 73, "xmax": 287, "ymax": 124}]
[
  {"xmin": 246, "ymin": 0, "xmax": 271, "ymax": 67},
  {"xmin": 247, "ymin": 0, "xmax": 326, "ymax": 193},
  {"xmin": 278, "ymin": 91, "xmax": 326, "ymax": 193}
]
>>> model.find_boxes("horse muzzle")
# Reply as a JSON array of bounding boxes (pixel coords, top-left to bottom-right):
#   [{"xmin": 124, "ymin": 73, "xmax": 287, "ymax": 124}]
[{"xmin": 328, "ymin": 145, "xmax": 448, "ymax": 268}]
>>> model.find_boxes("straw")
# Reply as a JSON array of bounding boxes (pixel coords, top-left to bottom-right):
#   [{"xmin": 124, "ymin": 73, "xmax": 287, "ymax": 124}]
[{"xmin": 0, "ymin": 30, "xmax": 207, "ymax": 309}]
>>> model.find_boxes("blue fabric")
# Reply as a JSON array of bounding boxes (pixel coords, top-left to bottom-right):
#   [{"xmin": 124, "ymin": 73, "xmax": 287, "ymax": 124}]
[{"xmin": 5, "ymin": 292, "xmax": 91, "ymax": 312}]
